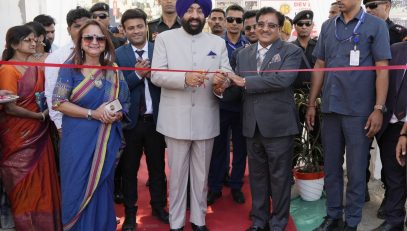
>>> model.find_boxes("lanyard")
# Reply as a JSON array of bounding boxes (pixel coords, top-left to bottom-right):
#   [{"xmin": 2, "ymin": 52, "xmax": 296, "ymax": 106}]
[{"xmin": 335, "ymin": 11, "xmax": 366, "ymax": 43}]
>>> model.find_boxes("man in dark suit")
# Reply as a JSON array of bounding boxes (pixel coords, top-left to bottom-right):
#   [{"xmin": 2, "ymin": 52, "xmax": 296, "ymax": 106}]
[
  {"xmin": 115, "ymin": 9, "xmax": 168, "ymax": 231},
  {"xmin": 215, "ymin": 7, "xmax": 302, "ymax": 231},
  {"xmin": 372, "ymin": 41, "xmax": 407, "ymax": 231}
]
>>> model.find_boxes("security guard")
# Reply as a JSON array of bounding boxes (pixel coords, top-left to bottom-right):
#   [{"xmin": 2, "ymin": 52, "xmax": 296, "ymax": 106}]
[
  {"xmin": 364, "ymin": 0, "xmax": 407, "ymax": 45},
  {"xmin": 291, "ymin": 10, "xmax": 317, "ymax": 90},
  {"xmin": 147, "ymin": 0, "xmax": 181, "ymax": 42}
]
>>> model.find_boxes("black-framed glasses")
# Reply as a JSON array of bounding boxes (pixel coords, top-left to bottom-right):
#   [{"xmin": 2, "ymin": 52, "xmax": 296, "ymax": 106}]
[
  {"xmin": 257, "ymin": 22, "xmax": 279, "ymax": 30},
  {"xmin": 244, "ymin": 25, "xmax": 256, "ymax": 31},
  {"xmin": 296, "ymin": 21, "xmax": 312, "ymax": 27},
  {"xmin": 92, "ymin": 13, "xmax": 108, "ymax": 20},
  {"xmin": 365, "ymin": 1, "xmax": 387, "ymax": 9},
  {"xmin": 226, "ymin": 17, "xmax": 243, "ymax": 24},
  {"xmin": 82, "ymin": 35, "xmax": 107, "ymax": 43}
]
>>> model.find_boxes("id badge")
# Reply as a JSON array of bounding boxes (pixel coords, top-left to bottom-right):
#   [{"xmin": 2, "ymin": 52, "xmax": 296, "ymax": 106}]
[
  {"xmin": 350, "ymin": 50, "xmax": 360, "ymax": 66},
  {"xmin": 105, "ymin": 99, "xmax": 122, "ymax": 113}
]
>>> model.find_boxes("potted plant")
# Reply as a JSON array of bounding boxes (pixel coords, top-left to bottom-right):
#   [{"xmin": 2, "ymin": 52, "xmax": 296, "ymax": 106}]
[{"xmin": 293, "ymin": 89, "xmax": 324, "ymax": 201}]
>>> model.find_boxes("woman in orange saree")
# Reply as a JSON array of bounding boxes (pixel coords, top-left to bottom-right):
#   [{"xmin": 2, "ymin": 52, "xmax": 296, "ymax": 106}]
[{"xmin": 0, "ymin": 25, "xmax": 61, "ymax": 230}]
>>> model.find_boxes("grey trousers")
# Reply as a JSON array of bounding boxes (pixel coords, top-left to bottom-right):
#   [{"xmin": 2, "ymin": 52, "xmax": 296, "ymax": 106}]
[{"xmin": 165, "ymin": 137, "xmax": 214, "ymax": 229}]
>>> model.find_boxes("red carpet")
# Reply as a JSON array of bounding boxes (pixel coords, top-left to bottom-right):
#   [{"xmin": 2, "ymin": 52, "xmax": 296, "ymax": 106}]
[{"xmin": 115, "ymin": 154, "xmax": 297, "ymax": 231}]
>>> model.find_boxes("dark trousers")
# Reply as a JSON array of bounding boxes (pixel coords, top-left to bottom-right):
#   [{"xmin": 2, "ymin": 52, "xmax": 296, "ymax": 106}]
[
  {"xmin": 121, "ymin": 117, "xmax": 167, "ymax": 213},
  {"xmin": 247, "ymin": 127, "xmax": 293, "ymax": 231},
  {"xmin": 322, "ymin": 114, "xmax": 370, "ymax": 227},
  {"xmin": 378, "ymin": 122, "xmax": 406, "ymax": 225},
  {"xmin": 208, "ymin": 109, "xmax": 247, "ymax": 192}
]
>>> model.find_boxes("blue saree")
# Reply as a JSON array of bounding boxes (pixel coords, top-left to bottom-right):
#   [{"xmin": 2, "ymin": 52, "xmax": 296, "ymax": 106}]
[{"xmin": 52, "ymin": 64, "xmax": 129, "ymax": 231}]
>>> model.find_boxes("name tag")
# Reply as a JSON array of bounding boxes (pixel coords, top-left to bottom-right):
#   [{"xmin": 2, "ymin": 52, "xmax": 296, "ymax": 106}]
[{"xmin": 350, "ymin": 50, "xmax": 360, "ymax": 66}]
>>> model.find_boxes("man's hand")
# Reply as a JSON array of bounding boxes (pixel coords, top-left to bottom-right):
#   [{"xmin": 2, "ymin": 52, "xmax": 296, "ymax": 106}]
[
  {"xmin": 364, "ymin": 110, "xmax": 383, "ymax": 138},
  {"xmin": 305, "ymin": 106, "xmax": 316, "ymax": 131},
  {"xmin": 185, "ymin": 72, "xmax": 208, "ymax": 87},
  {"xmin": 396, "ymin": 135, "xmax": 407, "ymax": 166},
  {"xmin": 135, "ymin": 59, "xmax": 151, "ymax": 78},
  {"xmin": 227, "ymin": 72, "xmax": 245, "ymax": 87}
]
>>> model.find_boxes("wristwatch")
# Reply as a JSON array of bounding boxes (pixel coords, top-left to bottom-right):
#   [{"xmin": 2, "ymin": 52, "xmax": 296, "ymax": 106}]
[
  {"xmin": 374, "ymin": 104, "xmax": 387, "ymax": 113},
  {"xmin": 87, "ymin": 109, "xmax": 93, "ymax": 120}
]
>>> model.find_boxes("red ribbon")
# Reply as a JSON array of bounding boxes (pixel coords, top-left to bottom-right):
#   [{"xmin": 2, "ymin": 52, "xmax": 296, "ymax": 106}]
[{"xmin": 0, "ymin": 60, "xmax": 406, "ymax": 73}]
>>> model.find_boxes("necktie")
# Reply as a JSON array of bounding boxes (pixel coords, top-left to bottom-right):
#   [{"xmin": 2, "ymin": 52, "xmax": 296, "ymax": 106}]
[
  {"xmin": 395, "ymin": 70, "xmax": 407, "ymax": 120},
  {"xmin": 257, "ymin": 48, "xmax": 267, "ymax": 73},
  {"xmin": 136, "ymin": 50, "xmax": 146, "ymax": 115}
]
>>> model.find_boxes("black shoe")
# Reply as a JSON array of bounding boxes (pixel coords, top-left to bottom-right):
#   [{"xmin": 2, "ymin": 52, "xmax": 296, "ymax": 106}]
[
  {"xmin": 365, "ymin": 185, "xmax": 370, "ymax": 202},
  {"xmin": 343, "ymin": 223, "xmax": 357, "ymax": 231},
  {"xmin": 152, "ymin": 207, "xmax": 169, "ymax": 224},
  {"xmin": 207, "ymin": 191, "xmax": 222, "ymax": 205},
  {"xmin": 246, "ymin": 226, "xmax": 267, "ymax": 231},
  {"xmin": 114, "ymin": 191, "xmax": 124, "ymax": 204},
  {"xmin": 191, "ymin": 223, "xmax": 209, "ymax": 231},
  {"xmin": 373, "ymin": 221, "xmax": 404, "ymax": 231},
  {"xmin": 313, "ymin": 216, "xmax": 343, "ymax": 231},
  {"xmin": 377, "ymin": 199, "xmax": 386, "ymax": 219},
  {"xmin": 231, "ymin": 189, "xmax": 245, "ymax": 204},
  {"xmin": 170, "ymin": 228, "xmax": 184, "ymax": 231},
  {"xmin": 122, "ymin": 212, "xmax": 136, "ymax": 231}
]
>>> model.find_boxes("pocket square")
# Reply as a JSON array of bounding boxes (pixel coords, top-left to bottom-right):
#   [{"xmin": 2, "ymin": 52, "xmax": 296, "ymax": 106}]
[
  {"xmin": 271, "ymin": 54, "xmax": 281, "ymax": 63},
  {"xmin": 208, "ymin": 51, "xmax": 217, "ymax": 56}
]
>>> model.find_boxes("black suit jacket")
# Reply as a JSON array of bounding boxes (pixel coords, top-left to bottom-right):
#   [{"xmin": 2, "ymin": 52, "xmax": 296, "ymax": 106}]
[
  {"xmin": 115, "ymin": 42, "xmax": 161, "ymax": 129},
  {"xmin": 377, "ymin": 41, "xmax": 407, "ymax": 139}
]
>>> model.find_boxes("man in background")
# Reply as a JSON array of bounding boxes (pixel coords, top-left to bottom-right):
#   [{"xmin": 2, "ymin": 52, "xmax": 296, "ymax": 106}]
[
  {"xmin": 34, "ymin": 14, "xmax": 58, "ymax": 52},
  {"xmin": 148, "ymin": 0, "xmax": 181, "ymax": 42},
  {"xmin": 208, "ymin": 8, "xmax": 226, "ymax": 36}
]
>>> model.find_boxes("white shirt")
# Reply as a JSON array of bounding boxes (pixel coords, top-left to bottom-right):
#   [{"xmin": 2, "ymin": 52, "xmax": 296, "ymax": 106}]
[
  {"xmin": 44, "ymin": 40, "xmax": 74, "ymax": 129},
  {"xmin": 131, "ymin": 43, "xmax": 153, "ymax": 115}
]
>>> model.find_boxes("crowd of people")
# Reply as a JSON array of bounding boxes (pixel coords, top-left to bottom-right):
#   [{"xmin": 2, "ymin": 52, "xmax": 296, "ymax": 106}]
[{"xmin": 0, "ymin": 0, "xmax": 407, "ymax": 231}]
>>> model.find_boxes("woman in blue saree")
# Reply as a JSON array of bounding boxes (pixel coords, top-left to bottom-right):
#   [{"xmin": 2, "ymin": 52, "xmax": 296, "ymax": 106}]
[{"xmin": 52, "ymin": 20, "xmax": 129, "ymax": 231}]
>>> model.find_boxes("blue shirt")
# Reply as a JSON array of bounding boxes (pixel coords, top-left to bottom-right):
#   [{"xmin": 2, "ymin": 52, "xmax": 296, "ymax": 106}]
[
  {"xmin": 223, "ymin": 33, "xmax": 249, "ymax": 61},
  {"xmin": 313, "ymin": 8, "xmax": 391, "ymax": 116}
]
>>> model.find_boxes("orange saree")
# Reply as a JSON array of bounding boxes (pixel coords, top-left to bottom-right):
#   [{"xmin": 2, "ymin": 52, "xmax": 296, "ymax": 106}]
[{"xmin": 0, "ymin": 65, "xmax": 62, "ymax": 230}]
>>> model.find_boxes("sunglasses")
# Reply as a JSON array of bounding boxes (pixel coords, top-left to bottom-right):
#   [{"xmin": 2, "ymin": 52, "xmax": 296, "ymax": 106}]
[
  {"xmin": 296, "ymin": 22, "xmax": 312, "ymax": 27},
  {"xmin": 92, "ymin": 13, "xmax": 108, "ymax": 20},
  {"xmin": 244, "ymin": 25, "xmax": 256, "ymax": 31},
  {"xmin": 226, "ymin": 17, "xmax": 243, "ymax": 24},
  {"xmin": 365, "ymin": 1, "xmax": 387, "ymax": 9},
  {"xmin": 257, "ymin": 22, "xmax": 279, "ymax": 30},
  {"xmin": 82, "ymin": 35, "xmax": 107, "ymax": 43}
]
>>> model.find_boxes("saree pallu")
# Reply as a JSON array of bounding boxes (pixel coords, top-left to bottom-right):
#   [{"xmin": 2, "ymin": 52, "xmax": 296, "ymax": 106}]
[
  {"xmin": 53, "ymin": 66, "xmax": 129, "ymax": 231},
  {"xmin": 0, "ymin": 65, "xmax": 62, "ymax": 231}
]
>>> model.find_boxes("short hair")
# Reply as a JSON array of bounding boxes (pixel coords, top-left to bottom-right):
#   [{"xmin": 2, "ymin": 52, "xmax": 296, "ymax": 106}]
[
  {"xmin": 243, "ymin": 10, "xmax": 258, "ymax": 21},
  {"xmin": 25, "ymin": 21, "xmax": 46, "ymax": 38},
  {"xmin": 121, "ymin": 8, "xmax": 147, "ymax": 26},
  {"xmin": 33, "ymin": 14, "xmax": 56, "ymax": 27},
  {"xmin": 226, "ymin": 4, "xmax": 245, "ymax": 15},
  {"xmin": 210, "ymin": 8, "xmax": 226, "ymax": 17},
  {"xmin": 285, "ymin": 16, "xmax": 293, "ymax": 26},
  {"xmin": 70, "ymin": 20, "xmax": 115, "ymax": 70},
  {"xmin": 66, "ymin": 7, "xmax": 91, "ymax": 27},
  {"xmin": 256, "ymin": 7, "xmax": 285, "ymax": 27}
]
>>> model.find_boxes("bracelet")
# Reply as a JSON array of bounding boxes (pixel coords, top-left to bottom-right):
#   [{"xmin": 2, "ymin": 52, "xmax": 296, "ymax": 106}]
[
  {"xmin": 40, "ymin": 112, "xmax": 45, "ymax": 121},
  {"xmin": 400, "ymin": 133, "xmax": 407, "ymax": 137}
]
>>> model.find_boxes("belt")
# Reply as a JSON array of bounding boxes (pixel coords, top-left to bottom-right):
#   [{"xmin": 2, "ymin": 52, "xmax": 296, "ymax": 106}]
[{"xmin": 138, "ymin": 114, "xmax": 153, "ymax": 122}]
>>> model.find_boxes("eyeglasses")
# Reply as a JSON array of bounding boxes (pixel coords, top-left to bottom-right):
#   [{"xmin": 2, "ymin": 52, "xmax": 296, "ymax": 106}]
[
  {"xmin": 256, "ymin": 22, "xmax": 279, "ymax": 30},
  {"xmin": 22, "ymin": 37, "xmax": 38, "ymax": 43},
  {"xmin": 365, "ymin": 1, "xmax": 387, "ymax": 9},
  {"xmin": 92, "ymin": 13, "xmax": 108, "ymax": 20},
  {"xmin": 244, "ymin": 25, "xmax": 256, "ymax": 31},
  {"xmin": 82, "ymin": 35, "xmax": 107, "ymax": 43},
  {"xmin": 226, "ymin": 17, "xmax": 243, "ymax": 24},
  {"xmin": 296, "ymin": 22, "xmax": 312, "ymax": 27}
]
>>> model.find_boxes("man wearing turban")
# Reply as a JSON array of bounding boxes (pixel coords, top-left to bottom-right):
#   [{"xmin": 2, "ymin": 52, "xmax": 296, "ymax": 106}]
[{"xmin": 151, "ymin": 0, "xmax": 232, "ymax": 230}]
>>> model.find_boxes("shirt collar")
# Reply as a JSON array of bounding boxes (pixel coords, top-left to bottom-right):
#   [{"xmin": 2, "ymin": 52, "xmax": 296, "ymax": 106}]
[
  {"xmin": 158, "ymin": 16, "xmax": 182, "ymax": 28},
  {"xmin": 338, "ymin": 7, "xmax": 364, "ymax": 24},
  {"xmin": 257, "ymin": 43, "xmax": 272, "ymax": 52},
  {"xmin": 131, "ymin": 42, "xmax": 148, "ymax": 54},
  {"xmin": 224, "ymin": 32, "xmax": 248, "ymax": 45}
]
